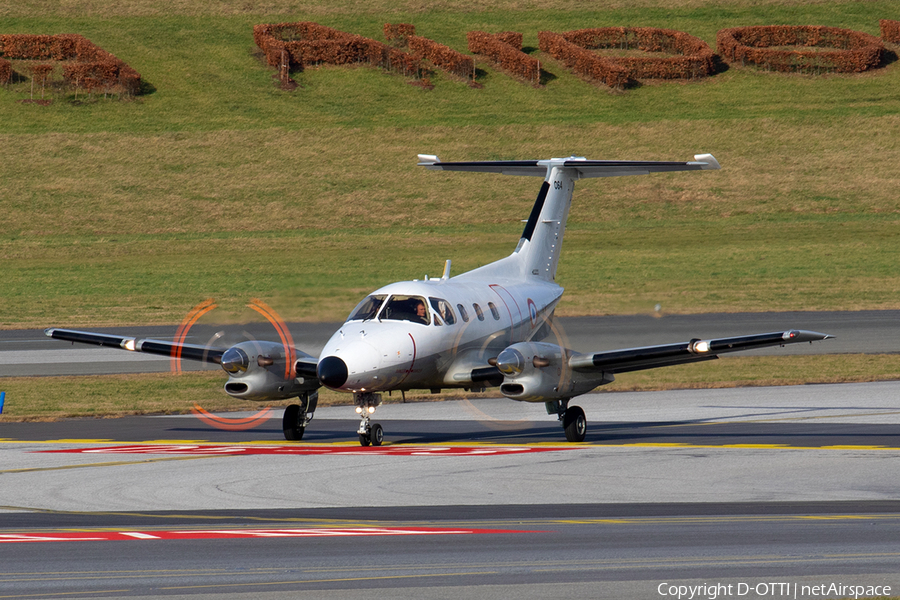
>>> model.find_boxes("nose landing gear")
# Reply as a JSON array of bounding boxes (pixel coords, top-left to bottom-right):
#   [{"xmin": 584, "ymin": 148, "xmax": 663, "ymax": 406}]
[{"xmin": 355, "ymin": 392, "xmax": 384, "ymax": 446}]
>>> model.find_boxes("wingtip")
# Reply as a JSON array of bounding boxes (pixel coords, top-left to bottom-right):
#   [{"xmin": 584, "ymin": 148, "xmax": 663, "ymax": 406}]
[
  {"xmin": 789, "ymin": 330, "xmax": 834, "ymax": 342},
  {"xmin": 417, "ymin": 153, "xmax": 440, "ymax": 167},
  {"xmin": 693, "ymin": 153, "xmax": 721, "ymax": 170}
]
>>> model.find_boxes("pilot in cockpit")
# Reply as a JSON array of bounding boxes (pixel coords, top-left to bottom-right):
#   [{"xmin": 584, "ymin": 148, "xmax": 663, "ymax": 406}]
[{"xmin": 414, "ymin": 300, "xmax": 428, "ymax": 325}]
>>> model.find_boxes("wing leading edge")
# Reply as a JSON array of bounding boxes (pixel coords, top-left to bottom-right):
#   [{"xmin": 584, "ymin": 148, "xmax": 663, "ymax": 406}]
[
  {"xmin": 568, "ymin": 330, "xmax": 833, "ymax": 374},
  {"xmin": 45, "ymin": 328, "xmax": 226, "ymax": 364},
  {"xmin": 44, "ymin": 327, "xmax": 321, "ymax": 378}
]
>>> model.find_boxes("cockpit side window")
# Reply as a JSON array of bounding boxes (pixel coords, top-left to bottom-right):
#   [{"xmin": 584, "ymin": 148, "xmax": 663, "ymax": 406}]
[
  {"xmin": 429, "ymin": 298, "xmax": 456, "ymax": 325},
  {"xmin": 382, "ymin": 295, "xmax": 429, "ymax": 325},
  {"xmin": 347, "ymin": 295, "xmax": 386, "ymax": 322}
]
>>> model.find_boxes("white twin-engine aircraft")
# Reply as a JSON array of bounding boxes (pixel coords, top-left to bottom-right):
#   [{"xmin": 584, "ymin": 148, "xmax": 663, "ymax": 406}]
[{"xmin": 47, "ymin": 153, "xmax": 832, "ymax": 445}]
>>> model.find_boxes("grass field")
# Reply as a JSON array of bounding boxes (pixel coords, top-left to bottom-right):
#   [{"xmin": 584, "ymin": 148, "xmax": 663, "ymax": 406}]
[{"xmin": 1, "ymin": 0, "xmax": 898, "ymax": 416}]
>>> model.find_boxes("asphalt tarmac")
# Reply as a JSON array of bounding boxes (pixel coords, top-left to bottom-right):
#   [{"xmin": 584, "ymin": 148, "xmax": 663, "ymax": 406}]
[{"xmin": 1, "ymin": 382, "xmax": 899, "ymax": 599}]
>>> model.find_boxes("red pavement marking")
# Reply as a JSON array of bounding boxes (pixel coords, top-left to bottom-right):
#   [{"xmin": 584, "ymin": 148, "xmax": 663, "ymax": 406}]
[
  {"xmin": 0, "ymin": 527, "xmax": 535, "ymax": 544},
  {"xmin": 40, "ymin": 445, "xmax": 571, "ymax": 456}
]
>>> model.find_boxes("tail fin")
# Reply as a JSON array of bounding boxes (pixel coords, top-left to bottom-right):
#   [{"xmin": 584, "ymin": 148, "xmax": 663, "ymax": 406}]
[
  {"xmin": 419, "ymin": 154, "xmax": 720, "ymax": 282},
  {"xmin": 513, "ymin": 169, "xmax": 574, "ymax": 281}
]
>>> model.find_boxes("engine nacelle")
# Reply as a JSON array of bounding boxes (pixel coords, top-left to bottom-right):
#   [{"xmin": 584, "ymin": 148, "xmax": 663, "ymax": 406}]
[
  {"xmin": 496, "ymin": 341, "xmax": 613, "ymax": 403},
  {"xmin": 220, "ymin": 340, "xmax": 319, "ymax": 401}
]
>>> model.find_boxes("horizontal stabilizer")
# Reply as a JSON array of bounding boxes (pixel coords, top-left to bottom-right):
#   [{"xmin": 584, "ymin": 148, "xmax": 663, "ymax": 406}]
[{"xmin": 418, "ymin": 155, "xmax": 720, "ymax": 178}]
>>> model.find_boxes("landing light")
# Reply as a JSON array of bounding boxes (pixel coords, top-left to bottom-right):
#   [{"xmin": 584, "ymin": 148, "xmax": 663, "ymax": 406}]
[
  {"xmin": 356, "ymin": 406, "xmax": 363, "ymax": 414},
  {"xmin": 123, "ymin": 338, "xmax": 136, "ymax": 351},
  {"xmin": 367, "ymin": 406, "xmax": 376, "ymax": 414},
  {"xmin": 693, "ymin": 340, "xmax": 710, "ymax": 353}
]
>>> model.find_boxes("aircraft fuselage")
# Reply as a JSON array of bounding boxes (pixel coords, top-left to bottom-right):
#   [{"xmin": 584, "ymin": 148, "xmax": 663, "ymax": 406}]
[{"xmin": 318, "ymin": 275, "xmax": 563, "ymax": 394}]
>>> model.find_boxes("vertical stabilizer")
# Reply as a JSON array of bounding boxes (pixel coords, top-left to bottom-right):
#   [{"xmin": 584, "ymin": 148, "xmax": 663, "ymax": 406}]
[{"xmin": 513, "ymin": 165, "xmax": 577, "ymax": 282}]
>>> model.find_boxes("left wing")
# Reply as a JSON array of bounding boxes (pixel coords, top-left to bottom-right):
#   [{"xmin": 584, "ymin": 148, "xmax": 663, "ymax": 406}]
[{"xmin": 568, "ymin": 330, "xmax": 833, "ymax": 374}]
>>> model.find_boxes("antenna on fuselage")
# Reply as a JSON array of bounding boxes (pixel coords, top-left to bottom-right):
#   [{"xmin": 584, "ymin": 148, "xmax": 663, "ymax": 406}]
[{"xmin": 441, "ymin": 260, "xmax": 451, "ymax": 280}]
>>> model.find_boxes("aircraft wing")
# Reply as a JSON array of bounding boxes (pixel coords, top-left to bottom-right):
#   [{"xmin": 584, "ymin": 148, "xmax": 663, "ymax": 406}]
[
  {"xmin": 44, "ymin": 327, "xmax": 322, "ymax": 378},
  {"xmin": 45, "ymin": 328, "xmax": 227, "ymax": 364},
  {"xmin": 568, "ymin": 330, "xmax": 833, "ymax": 374},
  {"xmin": 417, "ymin": 154, "xmax": 720, "ymax": 178}
]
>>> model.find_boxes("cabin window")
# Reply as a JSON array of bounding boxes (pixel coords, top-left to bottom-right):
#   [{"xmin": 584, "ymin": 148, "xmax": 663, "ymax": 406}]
[
  {"xmin": 382, "ymin": 295, "xmax": 429, "ymax": 325},
  {"xmin": 429, "ymin": 298, "xmax": 456, "ymax": 325},
  {"xmin": 347, "ymin": 295, "xmax": 386, "ymax": 322},
  {"xmin": 457, "ymin": 304, "xmax": 469, "ymax": 322},
  {"xmin": 488, "ymin": 302, "xmax": 501, "ymax": 320},
  {"xmin": 473, "ymin": 303, "xmax": 485, "ymax": 321}
]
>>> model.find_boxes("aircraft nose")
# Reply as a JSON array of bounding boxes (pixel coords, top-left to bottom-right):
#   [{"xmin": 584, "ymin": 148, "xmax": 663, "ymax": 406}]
[{"xmin": 317, "ymin": 355, "xmax": 349, "ymax": 389}]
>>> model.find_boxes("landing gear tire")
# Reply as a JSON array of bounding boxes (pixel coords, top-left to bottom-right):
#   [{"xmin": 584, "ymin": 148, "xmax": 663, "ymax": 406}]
[
  {"xmin": 370, "ymin": 423, "xmax": 384, "ymax": 447},
  {"xmin": 359, "ymin": 423, "xmax": 384, "ymax": 447},
  {"xmin": 283, "ymin": 404, "xmax": 305, "ymax": 441},
  {"xmin": 563, "ymin": 405, "xmax": 586, "ymax": 443}
]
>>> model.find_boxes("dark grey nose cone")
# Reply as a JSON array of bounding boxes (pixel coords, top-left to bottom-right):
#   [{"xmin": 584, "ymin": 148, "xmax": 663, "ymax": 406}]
[{"xmin": 317, "ymin": 356, "xmax": 348, "ymax": 389}]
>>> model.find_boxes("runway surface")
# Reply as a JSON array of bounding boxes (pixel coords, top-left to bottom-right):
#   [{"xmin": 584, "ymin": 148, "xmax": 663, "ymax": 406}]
[
  {"xmin": 1, "ymin": 382, "xmax": 899, "ymax": 599},
  {"xmin": 4, "ymin": 310, "xmax": 897, "ymax": 376}
]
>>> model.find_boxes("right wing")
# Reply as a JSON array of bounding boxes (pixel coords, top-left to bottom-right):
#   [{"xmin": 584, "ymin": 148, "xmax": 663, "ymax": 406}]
[
  {"xmin": 45, "ymin": 328, "xmax": 225, "ymax": 364},
  {"xmin": 44, "ymin": 327, "xmax": 320, "ymax": 377}
]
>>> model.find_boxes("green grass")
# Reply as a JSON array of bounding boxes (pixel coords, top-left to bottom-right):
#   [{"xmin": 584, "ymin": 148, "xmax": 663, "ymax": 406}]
[
  {"xmin": 0, "ymin": 3, "xmax": 899, "ymax": 132},
  {"xmin": 0, "ymin": 3, "xmax": 897, "ymax": 333}
]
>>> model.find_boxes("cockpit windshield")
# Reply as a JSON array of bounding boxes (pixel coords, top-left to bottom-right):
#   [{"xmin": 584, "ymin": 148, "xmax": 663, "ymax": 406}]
[
  {"xmin": 347, "ymin": 295, "xmax": 386, "ymax": 322},
  {"xmin": 381, "ymin": 295, "xmax": 429, "ymax": 325},
  {"xmin": 346, "ymin": 294, "xmax": 432, "ymax": 325}
]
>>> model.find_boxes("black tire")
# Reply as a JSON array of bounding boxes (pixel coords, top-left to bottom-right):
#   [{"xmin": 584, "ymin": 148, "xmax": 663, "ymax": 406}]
[
  {"xmin": 283, "ymin": 404, "xmax": 305, "ymax": 441},
  {"xmin": 359, "ymin": 433, "xmax": 371, "ymax": 447},
  {"xmin": 563, "ymin": 405, "xmax": 586, "ymax": 442},
  {"xmin": 370, "ymin": 423, "xmax": 384, "ymax": 447}
]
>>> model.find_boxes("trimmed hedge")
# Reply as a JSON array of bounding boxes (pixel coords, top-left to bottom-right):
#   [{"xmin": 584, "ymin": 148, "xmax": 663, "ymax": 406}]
[
  {"xmin": 539, "ymin": 27, "xmax": 714, "ymax": 89},
  {"xmin": 555, "ymin": 27, "xmax": 715, "ymax": 80},
  {"xmin": 253, "ymin": 22, "xmax": 423, "ymax": 80},
  {"xmin": 0, "ymin": 33, "xmax": 141, "ymax": 95},
  {"xmin": 717, "ymin": 26, "xmax": 884, "ymax": 73},
  {"xmin": 408, "ymin": 35, "xmax": 474, "ymax": 80},
  {"xmin": 881, "ymin": 19, "xmax": 900, "ymax": 44},
  {"xmin": 539, "ymin": 31, "xmax": 630, "ymax": 89},
  {"xmin": 384, "ymin": 23, "xmax": 415, "ymax": 47},
  {"xmin": 0, "ymin": 57, "xmax": 10, "ymax": 84},
  {"xmin": 467, "ymin": 31, "xmax": 540, "ymax": 83}
]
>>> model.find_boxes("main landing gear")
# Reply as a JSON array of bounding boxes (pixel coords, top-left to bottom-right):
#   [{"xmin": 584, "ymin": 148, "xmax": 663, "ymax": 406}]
[
  {"xmin": 283, "ymin": 391, "xmax": 318, "ymax": 441},
  {"xmin": 547, "ymin": 399, "xmax": 587, "ymax": 443},
  {"xmin": 355, "ymin": 392, "xmax": 384, "ymax": 446}
]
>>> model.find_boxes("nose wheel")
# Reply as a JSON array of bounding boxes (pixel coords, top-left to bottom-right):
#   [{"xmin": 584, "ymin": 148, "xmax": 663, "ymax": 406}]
[
  {"xmin": 355, "ymin": 392, "xmax": 384, "ymax": 446},
  {"xmin": 359, "ymin": 422, "xmax": 384, "ymax": 447}
]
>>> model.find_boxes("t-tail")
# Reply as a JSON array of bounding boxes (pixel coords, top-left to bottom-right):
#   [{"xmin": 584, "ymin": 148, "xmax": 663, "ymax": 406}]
[{"xmin": 418, "ymin": 154, "xmax": 720, "ymax": 282}]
